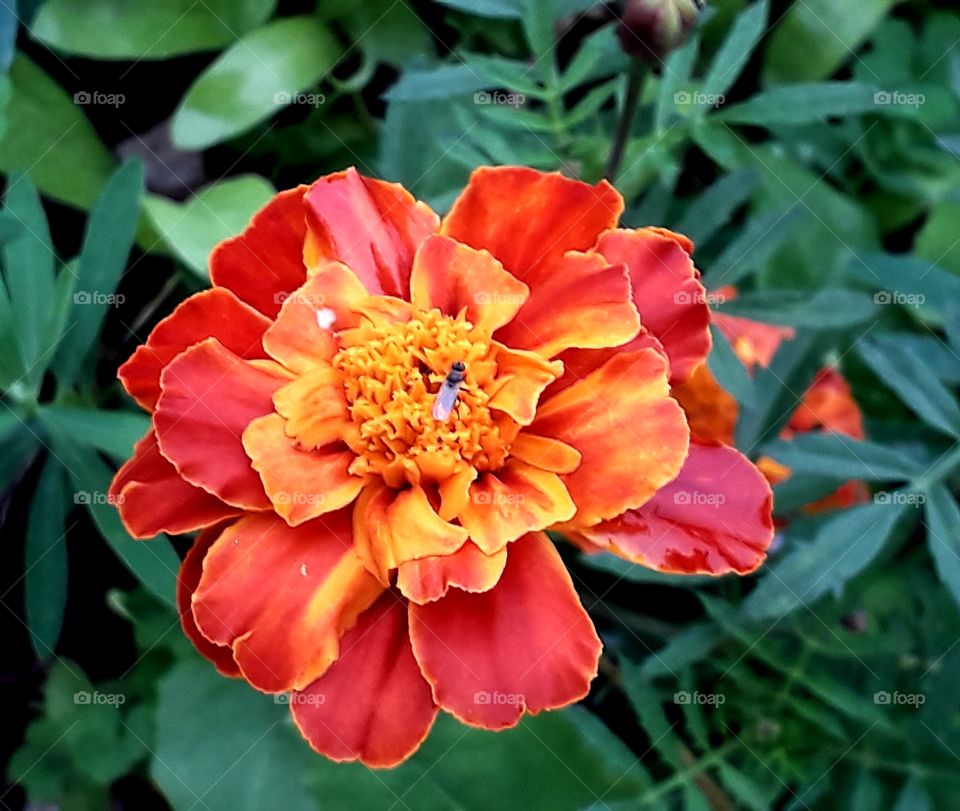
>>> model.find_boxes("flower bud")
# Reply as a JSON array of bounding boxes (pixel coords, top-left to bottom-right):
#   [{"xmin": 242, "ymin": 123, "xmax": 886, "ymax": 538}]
[{"xmin": 617, "ymin": 0, "xmax": 704, "ymax": 64}]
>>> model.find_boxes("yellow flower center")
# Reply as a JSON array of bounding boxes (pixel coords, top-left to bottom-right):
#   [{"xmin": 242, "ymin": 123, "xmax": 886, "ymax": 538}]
[{"xmin": 332, "ymin": 308, "xmax": 511, "ymax": 487}]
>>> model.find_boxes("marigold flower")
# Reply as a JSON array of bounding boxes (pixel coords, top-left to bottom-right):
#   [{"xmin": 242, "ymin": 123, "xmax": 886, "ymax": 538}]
[{"xmin": 110, "ymin": 166, "xmax": 774, "ymax": 767}]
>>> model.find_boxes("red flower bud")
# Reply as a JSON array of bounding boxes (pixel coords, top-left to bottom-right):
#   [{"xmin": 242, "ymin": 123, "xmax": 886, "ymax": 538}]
[{"xmin": 617, "ymin": 0, "xmax": 704, "ymax": 64}]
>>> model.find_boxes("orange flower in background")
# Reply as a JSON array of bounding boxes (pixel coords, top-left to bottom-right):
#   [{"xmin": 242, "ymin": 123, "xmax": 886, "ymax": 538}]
[
  {"xmin": 110, "ymin": 166, "xmax": 775, "ymax": 767},
  {"xmin": 673, "ymin": 292, "xmax": 869, "ymax": 511}
]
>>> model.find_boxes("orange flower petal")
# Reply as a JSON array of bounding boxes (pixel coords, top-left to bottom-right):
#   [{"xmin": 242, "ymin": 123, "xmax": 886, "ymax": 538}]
[
  {"xmin": 596, "ymin": 228, "xmax": 711, "ymax": 383},
  {"xmin": 177, "ymin": 525, "xmax": 241, "ymax": 677},
  {"xmin": 532, "ymin": 349, "xmax": 689, "ymax": 527},
  {"xmin": 410, "ymin": 235, "xmax": 528, "ymax": 333},
  {"xmin": 671, "ymin": 363, "xmax": 738, "ymax": 445},
  {"xmin": 573, "ymin": 441, "xmax": 774, "ymax": 575},
  {"xmin": 397, "ymin": 541, "xmax": 507, "ymax": 604},
  {"xmin": 458, "ymin": 460, "xmax": 576, "ymax": 554},
  {"xmin": 291, "ymin": 593, "xmax": 437, "ymax": 768},
  {"xmin": 210, "ymin": 185, "xmax": 309, "ymax": 318},
  {"xmin": 155, "ymin": 339, "xmax": 290, "ymax": 510},
  {"xmin": 119, "ymin": 288, "xmax": 271, "ymax": 412},
  {"xmin": 789, "ymin": 367, "xmax": 864, "ymax": 439},
  {"xmin": 508, "ymin": 433, "xmax": 582, "ymax": 474},
  {"xmin": 487, "ymin": 344, "xmax": 563, "ymax": 425},
  {"xmin": 437, "ymin": 465, "xmax": 478, "ymax": 521},
  {"xmin": 442, "ymin": 166, "xmax": 622, "ymax": 285},
  {"xmin": 409, "ymin": 532, "xmax": 601, "ymax": 729},
  {"xmin": 353, "ymin": 482, "xmax": 469, "ymax": 581},
  {"xmin": 712, "ymin": 311, "xmax": 794, "ymax": 371},
  {"xmin": 110, "ymin": 431, "xmax": 241, "ymax": 538},
  {"xmin": 272, "ymin": 367, "xmax": 350, "ymax": 451},
  {"xmin": 495, "ymin": 252, "xmax": 640, "ymax": 358},
  {"xmin": 303, "ymin": 168, "xmax": 439, "ymax": 297},
  {"xmin": 261, "ymin": 265, "xmax": 367, "ymax": 375},
  {"xmin": 242, "ymin": 413, "xmax": 363, "ymax": 526},
  {"xmin": 191, "ymin": 511, "xmax": 383, "ymax": 692}
]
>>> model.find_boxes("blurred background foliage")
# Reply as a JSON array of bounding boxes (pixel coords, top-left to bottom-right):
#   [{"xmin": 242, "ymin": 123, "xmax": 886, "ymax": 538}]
[{"xmin": 2, "ymin": 0, "xmax": 960, "ymax": 808}]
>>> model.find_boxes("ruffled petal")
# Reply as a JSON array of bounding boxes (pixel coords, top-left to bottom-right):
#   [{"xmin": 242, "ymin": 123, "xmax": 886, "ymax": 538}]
[
  {"xmin": 410, "ymin": 235, "xmax": 528, "ymax": 333},
  {"xmin": 191, "ymin": 511, "xmax": 383, "ymax": 692},
  {"xmin": 788, "ymin": 367, "xmax": 864, "ymax": 439},
  {"xmin": 210, "ymin": 186, "xmax": 309, "ymax": 318},
  {"xmin": 352, "ymin": 482, "xmax": 469, "ymax": 582},
  {"xmin": 409, "ymin": 532, "xmax": 601, "ymax": 729},
  {"xmin": 442, "ymin": 166, "xmax": 622, "ymax": 285},
  {"xmin": 110, "ymin": 430, "xmax": 241, "ymax": 538},
  {"xmin": 671, "ymin": 363, "xmax": 738, "ymax": 445},
  {"xmin": 397, "ymin": 541, "xmax": 507, "ymax": 604},
  {"xmin": 458, "ymin": 460, "xmax": 576, "ymax": 554},
  {"xmin": 177, "ymin": 525, "xmax": 241, "ymax": 677},
  {"xmin": 531, "ymin": 349, "xmax": 689, "ymax": 527},
  {"xmin": 154, "ymin": 339, "xmax": 291, "ymax": 510},
  {"xmin": 242, "ymin": 414, "xmax": 363, "ymax": 526},
  {"xmin": 303, "ymin": 168, "xmax": 439, "ymax": 298},
  {"xmin": 495, "ymin": 252, "xmax": 640, "ymax": 358},
  {"xmin": 572, "ymin": 442, "xmax": 774, "ymax": 575},
  {"xmin": 272, "ymin": 367, "xmax": 350, "ymax": 451},
  {"xmin": 595, "ymin": 228, "xmax": 711, "ymax": 383},
  {"xmin": 487, "ymin": 344, "xmax": 562, "ymax": 426},
  {"xmin": 291, "ymin": 593, "xmax": 437, "ymax": 768},
  {"xmin": 262, "ymin": 264, "xmax": 367, "ymax": 375},
  {"xmin": 507, "ymin": 433, "xmax": 582, "ymax": 474},
  {"xmin": 118, "ymin": 288, "xmax": 271, "ymax": 412}
]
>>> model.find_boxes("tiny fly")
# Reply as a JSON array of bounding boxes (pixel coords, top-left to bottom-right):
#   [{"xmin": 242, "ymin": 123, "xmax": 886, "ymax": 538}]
[{"xmin": 432, "ymin": 361, "xmax": 466, "ymax": 421}]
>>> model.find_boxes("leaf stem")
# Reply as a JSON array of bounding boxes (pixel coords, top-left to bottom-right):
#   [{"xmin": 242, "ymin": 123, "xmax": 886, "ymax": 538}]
[{"xmin": 604, "ymin": 59, "xmax": 646, "ymax": 182}]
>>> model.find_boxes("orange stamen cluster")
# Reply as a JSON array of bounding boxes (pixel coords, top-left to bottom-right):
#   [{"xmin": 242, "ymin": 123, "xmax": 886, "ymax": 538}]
[{"xmin": 332, "ymin": 308, "xmax": 511, "ymax": 486}]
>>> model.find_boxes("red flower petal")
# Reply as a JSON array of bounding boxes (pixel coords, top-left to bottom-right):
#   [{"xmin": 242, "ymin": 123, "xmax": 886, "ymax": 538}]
[
  {"xmin": 495, "ymin": 252, "xmax": 640, "ymax": 358},
  {"xmin": 291, "ymin": 593, "xmax": 437, "ymax": 768},
  {"xmin": 410, "ymin": 235, "xmax": 529, "ymax": 333},
  {"xmin": 573, "ymin": 441, "xmax": 774, "ymax": 575},
  {"xmin": 532, "ymin": 349, "xmax": 689, "ymax": 527},
  {"xmin": 191, "ymin": 511, "xmax": 383, "ymax": 692},
  {"xmin": 177, "ymin": 525, "xmax": 241, "ymax": 677},
  {"xmin": 303, "ymin": 168, "xmax": 439, "ymax": 298},
  {"xmin": 788, "ymin": 367, "xmax": 864, "ymax": 439},
  {"xmin": 155, "ymin": 338, "xmax": 290, "ymax": 510},
  {"xmin": 118, "ymin": 288, "xmax": 271, "ymax": 412},
  {"xmin": 596, "ymin": 228, "xmax": 711, "ymax": 383},
  {"xmin": 110, "ymin": 431, "xmax": 241, "ymax": 538},
  {"xmin": 210, "ymin": 186, "xmax": 309, "ymax": 318},
  {"xmin": 396, "ymin": 541, "xmax": 507, "ymax": 604},
  {"xmin": 442, "ymin": 166, "xmax": 622, "ymax": 285},
  {"xmin": 409, "ymin": 532, "xmax": 601, "ymax": 729}
]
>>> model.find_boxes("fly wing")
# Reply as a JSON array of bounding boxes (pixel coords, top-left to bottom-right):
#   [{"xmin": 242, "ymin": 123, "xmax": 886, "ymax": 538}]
[{"xmin": 432, "ymin": 382, "xmax": 460, "ymax": 421}]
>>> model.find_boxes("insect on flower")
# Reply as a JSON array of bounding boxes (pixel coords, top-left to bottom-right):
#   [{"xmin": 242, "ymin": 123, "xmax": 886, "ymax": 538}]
[{"xmin": 432, "ymin": 360, "xmax": 466, "ymax": 421}]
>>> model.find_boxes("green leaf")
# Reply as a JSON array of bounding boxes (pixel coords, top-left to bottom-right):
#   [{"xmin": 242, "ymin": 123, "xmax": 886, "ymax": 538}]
[
  {"xmin": 718, "ymin": 83, "xmax": 898, "ymax": 126},
  {"xmin": 717, "ymin": 289, "xmax": 877, "ymax": 328},
  {"xmin": 707, "ymin": 324, "xmax": 755, "ymax": 408},
  {"xmin": 764, "ymin": 0, "xmax": 898, "ymax": 83},
  {"xmin": 0, "ymin": 54, "xmax": 116, "ymax": 210},
  {"xmin": 53, "ymin": 160, "xmax": 144, "ymax": 387},
  {"xmin": 673, "ymin": 169, "xmax": 758, "ymax": 247},
  {"xmin": 48, "ymin": 428, "xmax": 178, "ymax": 605},
  {"xmin": 385, "ymin": 63, "xmax": 488, "ymax": 102},
  {"xmin": 763, "ymin": 433, "xmax": 925, "ymax": 482},
  {"xmin": 32, "ymin": 0, "xmax": 276, "ymax": 59},
  {"xmin": 435, "ymin": 0, "xmax": 522, "ymax": 17},
  {"xmin": 892, "ymin": 777, "xmax": 933, "ymax": 811},
  {"xmin": 559, "ymin": 26, "xmax": 628, "ymax": 91},
  {"xmin": 39, "ymin": 406, "xmax": 149, "ymax": 463},
  {"xmin": 655, "ymin": 35, "xmax": 700, "ymax": 132},
  {"xmin": 143, "ymin": 175, "xmax": 275, "ymax": 278},
  {"xmin": 25, "ymin": 458, "xmax": 70, "ymax": 659},
  {"xmin": 577, "ymin": 550, "xmax": 712, "ymax": 588},
  {"xmin": 639, "ymin": 622, "xmax": 721, "ymax": 680},
  {"xmin": 0, "ymin": 414, "xmax": 39, "ymax": 492},
  {"xmin": 2, "ymin": 174, "xmax": 55, "ymax": 382},
  {"xmin": 171, "ymin": 17, "xmax": 343, "ymax": 150},
  {"xmin": 743, "ymin": 500, "xmax": 912, "ymax": 621},
  {"xmin": 706, "ymin": 206, "xmax": 804, "ymax": 286},
  {"xmin": 0, "ymin": 0, "xmax": 16, "ymax": 71},
  {"xmin": 338, "ymin": 0, "xmax": 429, "ymax": 69},
  {"xmin": 859, "ymin": 338, "xmax": 960, "ymax": 438},
  {"xmin": 925, "ymin": 485, "xmax": 960, "ymax": 612},
  {"xmin": 701, "ymin": 0, "xmax": 768, "ymax": 100},
  {"xmin": 851, "ymin": 253, "xmax": 960, "ymax": 320},
  {"xmin": 916, "ymin": 198, "xmax": 960, "ymax": 276}
]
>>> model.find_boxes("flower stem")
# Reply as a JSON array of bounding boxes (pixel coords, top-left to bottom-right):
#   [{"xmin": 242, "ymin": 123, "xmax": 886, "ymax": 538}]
[{"xmin": 604, "ymin": 58, "xmax": 646, "ymax": 182}]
